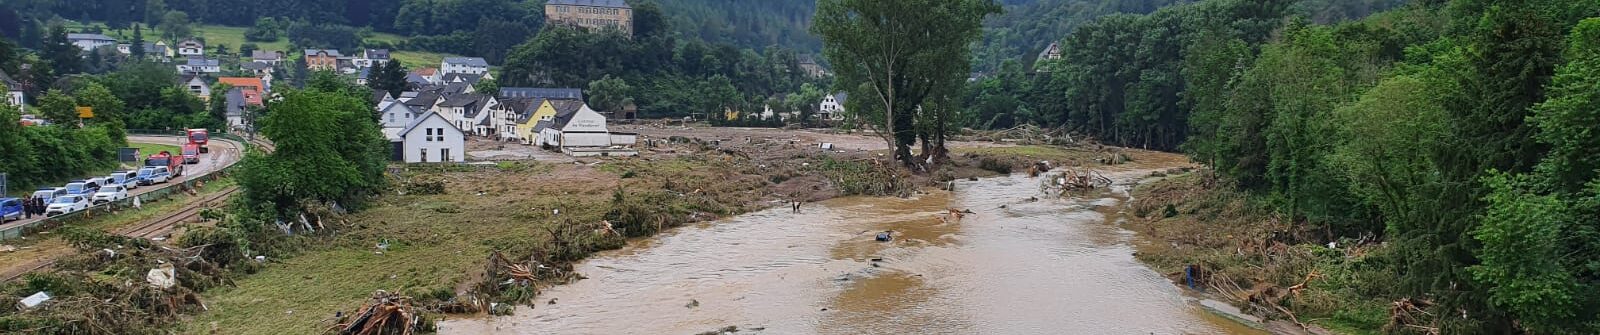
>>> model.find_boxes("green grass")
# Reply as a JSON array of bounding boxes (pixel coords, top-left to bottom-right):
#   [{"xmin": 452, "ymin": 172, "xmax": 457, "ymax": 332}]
[{"xmin": 391, "ymin": 51, "xmax": 450, "ymax": 69}]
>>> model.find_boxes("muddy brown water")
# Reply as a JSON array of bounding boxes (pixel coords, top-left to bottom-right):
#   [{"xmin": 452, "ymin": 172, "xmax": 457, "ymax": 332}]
[{"xmin": 440, "ymin": 172, "xmax": 1264, "ymax": 334}]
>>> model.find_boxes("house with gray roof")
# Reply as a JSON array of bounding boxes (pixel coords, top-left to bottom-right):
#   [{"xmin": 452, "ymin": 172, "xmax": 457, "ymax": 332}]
[
  {"xmin": 67, "ymin": 33, "xmax": 116, "ymax": 51},
  {"xmin": 440, "ymin": 57, "xmax": 489, "ymax": 77},
  {"xmin": 499, "ymin": 87, "xmax": 584, "ymax": 101}
]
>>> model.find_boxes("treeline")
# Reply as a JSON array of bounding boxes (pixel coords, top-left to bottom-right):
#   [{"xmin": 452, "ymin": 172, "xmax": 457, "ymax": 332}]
[
  {"xmin": 500, "ymin": 20, "xmax": 821, "ymax": 120},
  {"xmin": 992, "ymin": 0, "xmax": 1600, "ymax": 332}
]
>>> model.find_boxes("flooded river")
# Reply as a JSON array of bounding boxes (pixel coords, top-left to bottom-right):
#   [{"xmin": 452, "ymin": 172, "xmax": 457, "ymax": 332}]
[{"xmin": 440, "ymin": 173, "xmax": 1261, "ymax": 334}]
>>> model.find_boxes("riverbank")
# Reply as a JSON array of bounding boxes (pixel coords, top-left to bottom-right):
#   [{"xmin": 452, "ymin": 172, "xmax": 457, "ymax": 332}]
[
  {"xmin": 185, "ymin": 139, "xmax": 1161, "ymax": 334},
  {"xmin": 1126, "ymin": 172, "xmax": 1397, "ymax": 334},
  {"xmin": 433, "ymin": 151, "xmax": 1251, "ymax": 334}
]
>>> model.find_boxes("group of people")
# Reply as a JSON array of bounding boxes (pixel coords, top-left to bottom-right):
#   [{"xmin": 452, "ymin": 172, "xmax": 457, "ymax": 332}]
[{"xmin": 20, "ymin": 197, "xmax": 49, "ymax": 219}]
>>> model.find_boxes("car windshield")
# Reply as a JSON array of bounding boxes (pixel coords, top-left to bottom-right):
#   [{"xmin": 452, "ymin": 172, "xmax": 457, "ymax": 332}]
[
  {"xmin": 66, "ymin": 183, "xmax": 85, "ymax": 193},
  {"xmin": 191, "ymin": 133, "xmax": 207, "ymax": 141},
  {"xmin": 183, "ymin": 147, "xmax": 198, "ymax": 155},
  {"xmin": 112, "ymin": 175, "xmax": 128, "ymax": 183},
  {"xmin": 53, "ymin": 196, "xmax": 77, "ymax": 204},
  {"xmin": 146, "ymin": 157, "xmax": 169, "ymax": 166}
]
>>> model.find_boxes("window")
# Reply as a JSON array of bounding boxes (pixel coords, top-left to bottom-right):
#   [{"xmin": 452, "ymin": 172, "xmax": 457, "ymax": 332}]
[{"xmin": 442, "ymin": 148, "xmax": 451, "ymax": 162}]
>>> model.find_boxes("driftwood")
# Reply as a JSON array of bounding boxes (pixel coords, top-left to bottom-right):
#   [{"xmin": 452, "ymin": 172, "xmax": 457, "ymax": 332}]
[
  {"xmin": 1040, "ymin": 169, "xmax": 1113, "ymax": 195},
  {"xmin": 328, "ymin": 291, "xmax": 421, "ymax": 335}
]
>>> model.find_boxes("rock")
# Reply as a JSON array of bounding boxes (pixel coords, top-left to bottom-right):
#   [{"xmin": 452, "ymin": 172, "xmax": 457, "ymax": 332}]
[{"xmin": 685, "ymin": 299, "xmax": 700, "ymax": 308}]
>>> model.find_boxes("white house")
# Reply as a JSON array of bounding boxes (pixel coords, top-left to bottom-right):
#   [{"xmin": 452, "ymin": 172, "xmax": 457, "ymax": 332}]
[
  {"xmin": 398, "ymin": 112, "xmax": 465, "ymax": 163},
  {"xmin": 819, "ymin": 92, "xmax": 848, "ymax": 120},
  {"xmin": 177, "ymin": 57, "xmax": 221, "ymax": 74},
  {"xmin": 547, "ymin": 103, "xmax": 612, "ymax": 149},
  {"xmin": 356, "ymin": 49, "xmax": 390, "ymax": 68},
  {"xmin": 251, "ymin": 50, "xmax": 283, "ymax": 66},
  {"xmin": 378, "ymin": 100, "xmax": 420, "ymax": 140},
  {"xmin": 0, "ymin": 70, "xmax": 25, "ymax": 113},
  {"xmin": 177, "ymin": 39, "xmax": 205, "ymax": 56},
  {"xmin": 180, "ymin": 75, "xmax": 210, "ymax": 99},
  {"xmin": 67, "ymin": 33, "xmax": 116, "ymax": 51},
  {"xmin": 440, "ymin": 57, "xmax": 489, "ymax": 76}
]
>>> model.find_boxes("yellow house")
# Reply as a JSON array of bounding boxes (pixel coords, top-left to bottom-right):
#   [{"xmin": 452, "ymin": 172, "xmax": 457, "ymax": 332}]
[
  {"xmin": 514, "ymin": 99, "xmax": 559, "ymax": 143},
  {"xmin": 724, "ymin": 107, "xmax": 740, "ymax": 121}
]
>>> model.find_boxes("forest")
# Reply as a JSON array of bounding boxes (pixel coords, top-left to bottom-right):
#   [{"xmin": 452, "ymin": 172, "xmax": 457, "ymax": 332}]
[{"xmin": 962, "ymin": 0, "xmax": 1600, "ymax": 333}]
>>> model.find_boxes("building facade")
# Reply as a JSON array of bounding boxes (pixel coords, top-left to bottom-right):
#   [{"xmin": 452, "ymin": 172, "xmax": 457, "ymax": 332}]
[{"xmin": 545, "ymin": 0, "xmax": 633, "ymax": 36}]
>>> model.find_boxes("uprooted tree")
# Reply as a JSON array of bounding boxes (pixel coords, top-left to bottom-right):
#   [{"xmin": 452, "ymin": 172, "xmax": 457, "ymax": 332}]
[{"xmin": 812, "ymin": 0, "xmax": 1000, "ymax": 168}]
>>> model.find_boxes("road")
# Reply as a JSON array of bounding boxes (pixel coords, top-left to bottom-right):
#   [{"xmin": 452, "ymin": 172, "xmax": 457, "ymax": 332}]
[{"xmin": 0, "ymin": 135, "xmax": 244, "ymax": 232}]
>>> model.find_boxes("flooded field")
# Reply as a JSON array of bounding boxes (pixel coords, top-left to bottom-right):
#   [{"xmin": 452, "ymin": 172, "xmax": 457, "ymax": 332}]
[{"xmin": 440, "ymin": 172, "xmax": 1261, "ymax": 334}]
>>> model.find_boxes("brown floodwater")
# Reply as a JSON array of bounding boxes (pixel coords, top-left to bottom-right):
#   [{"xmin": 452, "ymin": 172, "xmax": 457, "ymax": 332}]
[{"xmin": 439, "ymin": 173, "xmax": 1264, "ymax": 334}]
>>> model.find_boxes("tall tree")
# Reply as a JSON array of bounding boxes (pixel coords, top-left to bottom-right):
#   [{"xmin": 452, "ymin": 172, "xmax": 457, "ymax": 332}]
[
  {"xmin": 587, "ymin": 75, "xmax": 632, "ymax": 114},
  {"xmin": 158, "ymin": 10, "xmax": 192, "ymax": 41},
  {"xmin": 42, "ymin": 23, "xmax": 81, "ymax": 75},
  {"xmin": 130, "ymin": 23, "xmax": 146, "ymax": 60},
  {"xmin": 812, "ymin": 0, "xmax": 1000, "ymax": 166},
  {"xmin": 365, "ymin": 59, "xmax": 407, "ymax": 98}
]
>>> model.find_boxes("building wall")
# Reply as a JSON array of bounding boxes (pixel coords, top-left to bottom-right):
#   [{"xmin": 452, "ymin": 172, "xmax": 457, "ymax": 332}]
[
  {"xmin": 545, "ymin": 4, "xmax": 633, "ymax": 35},
  {"xmin": 402, "ymin": 116, "xmax": 465, "ymax": 163},
  {"xmin": 8, "ymin": 91, "xmax": 25, "ymax": 113}
]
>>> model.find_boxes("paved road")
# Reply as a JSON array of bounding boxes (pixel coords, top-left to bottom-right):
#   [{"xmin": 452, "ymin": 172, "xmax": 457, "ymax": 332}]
[{"xmin": 0, "ymin": 136, "xmax": 244, "ymax": 230}]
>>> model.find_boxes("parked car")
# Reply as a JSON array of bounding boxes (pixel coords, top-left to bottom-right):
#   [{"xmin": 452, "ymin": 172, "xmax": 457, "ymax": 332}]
[
  {"xmin": 45, "ymin": 195, "xmax": 90, "ymax": 216},
  {"xmin": 31, "ymin": 188, "xmax": 68, "ymax": 204},
  {"xmin": 137, "ymin": 167, "xmax": 171, "ymax": 185},
  {"xmin": 109, "ymin": 171, "xmax": 140, "ymax": 190},
  {"xmin": 65, "ymin": 181, "xmax": 96, "ymax": 196},
  {"xmin": 0, "ymin": 198, "xmax": 22, "ymax": 222},
  {"xmin": 91, "ymin": 185, "xmax": 128, "ymax": 204}
]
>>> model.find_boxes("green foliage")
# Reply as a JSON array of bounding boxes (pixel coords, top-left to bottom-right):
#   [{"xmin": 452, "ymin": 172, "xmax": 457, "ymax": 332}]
[
  {"xmin": 586, "ymin": 75, "xmax": 632, "ymax": 114},
  {"xmin": 814, "ymin": 0, "xmax": 1000, "ymax": 164},
  {"xmin": 158, "ymin": 10, "xmax": 192, "ymax": 41},
  {"xmin": 502, "ymin": 25, "xmax": 818, "ymax": 119},
  {"xmin": 244, "ymin": 17, "xmax": 283, "ymax": 42},
  {"xmin": 365, "ymin": 59, "xmax": 409, "ymax": 98},
  {"xmin": 237, "ymin": 80, "xmax": 388, "ymax": 216},
  {"xmin": 1470, "ymin": 172, "xmax": 1584, "ymax": 333}
]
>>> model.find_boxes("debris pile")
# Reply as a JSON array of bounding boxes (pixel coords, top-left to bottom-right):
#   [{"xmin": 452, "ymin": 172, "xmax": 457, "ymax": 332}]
[
  {"xmin": 328, "ymin": 290, "xmax": 428, "ymax": 335},
  {"xmin": 1040, "ymin": 169, "xmax": 1113, "ymax": 194}
]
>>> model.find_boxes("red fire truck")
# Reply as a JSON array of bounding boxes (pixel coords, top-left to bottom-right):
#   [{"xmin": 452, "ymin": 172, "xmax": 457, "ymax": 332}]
[{"xmin": 186, "ymin": 129, "xmax": 210, "ymax": 153}]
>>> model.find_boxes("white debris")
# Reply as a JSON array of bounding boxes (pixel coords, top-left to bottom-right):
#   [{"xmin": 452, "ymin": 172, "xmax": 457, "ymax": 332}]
[
  {"xmin": 146, "ymin": 263, "xmax": 177, "ymax": 289},
  {"xmin": 19, "ymin": 292, "xmax": 50, "ymax": 308}
]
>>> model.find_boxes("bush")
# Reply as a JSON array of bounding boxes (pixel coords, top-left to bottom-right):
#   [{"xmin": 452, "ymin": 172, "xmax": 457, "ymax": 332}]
[{"xmin": 977, "ymin": 156, "xmax": 1013, "ymax": 174}]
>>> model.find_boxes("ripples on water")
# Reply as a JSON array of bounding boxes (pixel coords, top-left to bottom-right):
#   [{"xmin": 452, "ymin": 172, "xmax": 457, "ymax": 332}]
[{"xmin": 440, "ymin": 174, "xmax": 1262, "ymax": 335}]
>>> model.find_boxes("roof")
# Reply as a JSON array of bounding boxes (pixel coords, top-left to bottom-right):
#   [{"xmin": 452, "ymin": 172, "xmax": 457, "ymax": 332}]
[
  {"xmin": 546, "ymin": 0, "xmax": 631, "ymax": 8},
  {"xmin": 549, "ymin": 99, "xmax": 587, "ymax": 129},
  {"xmin": 442, "ymin": 73, "xmax": 483, "ymax": 85},
  {"xmin": 403, "ymin": 91, "xmax": 440, "ymax": 108},
  {"xmin": 833, "ymin": 92, "xmax": 848, "ymax": 104},
  {"xmin": 304, "ymin": 49, "xmax": 343, "ymax": 57},
  {"xmin": 441, "ymin": 82, "xmax": 471, "ymax": 95},
  {"xmin": 358, "ymin": 67, "xmax": 372, "ymax": 80},
  {"xmin": 405, "ymin": 73, "xmax": 431, "ymax": 86},
  {"xmin": 185, "ymin": 57, "xmax": 219, "ymax": 67},
  {"xmin": 503, "ymin": 98, "xmax": 543, "ymax": 123},
  {"xmin": 142, "ymin": 42, "xmax": 168, "ymax": 54},
  {"xmin": 241, "ymin": 62, "xmax": 270, "ymax": 70},
  {"xmin": 364, "ymin": 49, "xmax": 391, "ymax": 60},
  {"xmin": 371, "ymin": 89, "xmax": 392, "ymax": 104},
  {"xmin": 67, "ymin": 33, "xmax": 115, "ymax": 41},
  {"xmin": 0, "ymin": 70, "xmax": 19, "ymax": 91},
  {"xmin": 532, "ymin": 120, "xmax": 553, "ymax": 133},
  {"xmin": 218, "ymin": 77, "xmax": 264, "ymax": 90},
  {"xmin": 499, "ymin": 87, "xmax": 583, "ymax": 100},
  {"xmin": 438, "ymin": 94, "xmax": 481, "ymax": 108},
  {"xmin": 398, "ymin": 112, "xmax": 461, "ymax": 137},
  {"xmin": 179, "ymin": 38, "xmax": 203, "ymax": 46},
  {"xmin": 224, "ymin": 88, "xmax": 247, "ymax": 117},
  {"xmin": 442, "ymin": 57, "xmax": 488, "ymax": 67},
  {"xmin": 412, "ymin": 68, "xmax": 437, "ymax": 76},
  {"xmin": 252, "ymin": 50, "xmax": 281, "ymax": 60}
]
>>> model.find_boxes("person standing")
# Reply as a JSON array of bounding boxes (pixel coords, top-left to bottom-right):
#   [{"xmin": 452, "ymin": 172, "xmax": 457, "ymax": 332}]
[{"xmin": 21, "ymin": 197, "xmax": 32, "ymax": 219}]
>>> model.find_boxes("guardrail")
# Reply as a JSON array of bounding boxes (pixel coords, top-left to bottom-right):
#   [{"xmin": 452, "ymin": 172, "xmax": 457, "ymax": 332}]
[{"xmin": 0, "ymin": 155, "xmax": 240, "ymax": 240}]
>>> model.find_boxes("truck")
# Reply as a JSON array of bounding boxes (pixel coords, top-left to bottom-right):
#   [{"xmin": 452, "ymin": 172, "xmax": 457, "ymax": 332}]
[
  {"xmin": 181, "ymin": 143, "xmax": 201, "ymax": 164},
  {"xmin": 144, "ymin": 151, "xmax": 184, "ymax": 178},
  {"xmin": 186, "ymin": 128, "xmax": 209, "ymax": 153}
]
